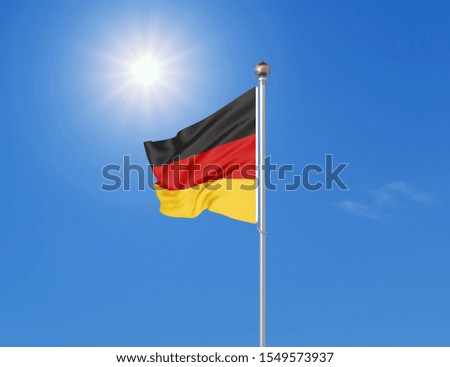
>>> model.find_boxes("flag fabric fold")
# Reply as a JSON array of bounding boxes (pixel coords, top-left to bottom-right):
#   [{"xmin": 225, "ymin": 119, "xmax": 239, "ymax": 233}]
[{"xmin": 144, "ymin": 88, "xmax": 256, "ymax": 223}]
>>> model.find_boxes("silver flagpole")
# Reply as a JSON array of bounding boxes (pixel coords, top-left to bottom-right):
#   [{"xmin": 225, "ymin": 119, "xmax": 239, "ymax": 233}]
[{"xmin": 255, "ymin": 61, "xmax": 270, "ymax": 347}]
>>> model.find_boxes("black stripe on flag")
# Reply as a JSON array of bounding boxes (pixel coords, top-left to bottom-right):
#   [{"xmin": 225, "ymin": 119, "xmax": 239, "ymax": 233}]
[{"xmin": 144, "ymin": 88, "xmax": 255, "ymax": 166}]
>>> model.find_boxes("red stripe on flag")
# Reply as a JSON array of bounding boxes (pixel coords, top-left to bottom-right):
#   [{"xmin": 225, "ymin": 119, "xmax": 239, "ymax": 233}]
[{"xmin": 152, "ymin": 134, "xmax": 256, "ymax": 190}]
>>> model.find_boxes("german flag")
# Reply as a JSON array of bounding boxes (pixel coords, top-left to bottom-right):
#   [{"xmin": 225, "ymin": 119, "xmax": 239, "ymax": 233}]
[{"xmin": 144, "ymin": 88, "xmax": 256, "ymax": 223}]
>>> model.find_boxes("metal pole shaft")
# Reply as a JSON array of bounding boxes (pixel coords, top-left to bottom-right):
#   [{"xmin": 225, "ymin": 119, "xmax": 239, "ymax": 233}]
[
  {"xmin": 255, "ymin": 60, "xmax": 270, "ymax": 348},
  {"xmin": 258, "ymin": 76, "xmax": 267, "ymax": 348}
]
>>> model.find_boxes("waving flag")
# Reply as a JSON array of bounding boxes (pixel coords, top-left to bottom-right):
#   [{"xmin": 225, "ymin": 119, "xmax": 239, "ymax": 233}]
[{"xmin": 144, "ymin": 88, "xmax": 256, "ymax": 223}]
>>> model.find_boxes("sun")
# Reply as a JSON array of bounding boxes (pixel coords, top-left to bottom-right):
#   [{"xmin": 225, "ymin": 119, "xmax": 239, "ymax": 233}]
[
  {"xmin": 129, "ymin": 56, "xmax": 161, "ymax": 86},
  {"xmin": 90, "ymin": 16, "xmax": 211, "ymax": 132}
]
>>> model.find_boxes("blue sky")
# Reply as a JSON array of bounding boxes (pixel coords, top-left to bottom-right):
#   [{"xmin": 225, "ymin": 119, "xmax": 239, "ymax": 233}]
[{"xmin": 1, "ymin": 0, "xmax": 449, "ymax": 346}]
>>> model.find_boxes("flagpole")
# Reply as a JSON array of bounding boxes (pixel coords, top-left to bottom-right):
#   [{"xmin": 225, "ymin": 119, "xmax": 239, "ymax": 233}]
[{"xmin": 255, "ymin": 61, "xmax": 270, "ymax": 347}]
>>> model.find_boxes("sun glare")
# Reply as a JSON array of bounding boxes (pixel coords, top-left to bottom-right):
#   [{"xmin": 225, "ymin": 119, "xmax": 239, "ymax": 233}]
[
  {"xmin": 130, "ymin": 56, "xmax": 161, "ymax": 86},
  {"xmin": 91, "ymin": 16, "xmax": 211, "ymax": 133}
]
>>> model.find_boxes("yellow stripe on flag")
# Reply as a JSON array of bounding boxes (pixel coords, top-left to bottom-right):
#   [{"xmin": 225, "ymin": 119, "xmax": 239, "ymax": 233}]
[{"xmin": 155, "ymin": 179, "xmax": 257, "ymax": 223}]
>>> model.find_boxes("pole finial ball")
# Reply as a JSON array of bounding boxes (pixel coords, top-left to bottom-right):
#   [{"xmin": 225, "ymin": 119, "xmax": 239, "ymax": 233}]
[{"xmin": 255, "ymin": 60, "xmax": 270, "ymax": 77}]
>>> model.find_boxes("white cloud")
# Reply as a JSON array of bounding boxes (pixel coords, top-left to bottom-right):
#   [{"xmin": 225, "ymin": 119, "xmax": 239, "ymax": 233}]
[
  {"xmin": 338, "ymin": 181, "xmax": 436, "ymax": 219},
  {"xmin": 376, "ymin": 181, "xmax": 436, "ymax": 204},
  {"xmin": 337, "ymin": 200, "xmax": 378, "ymax": 218}
]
